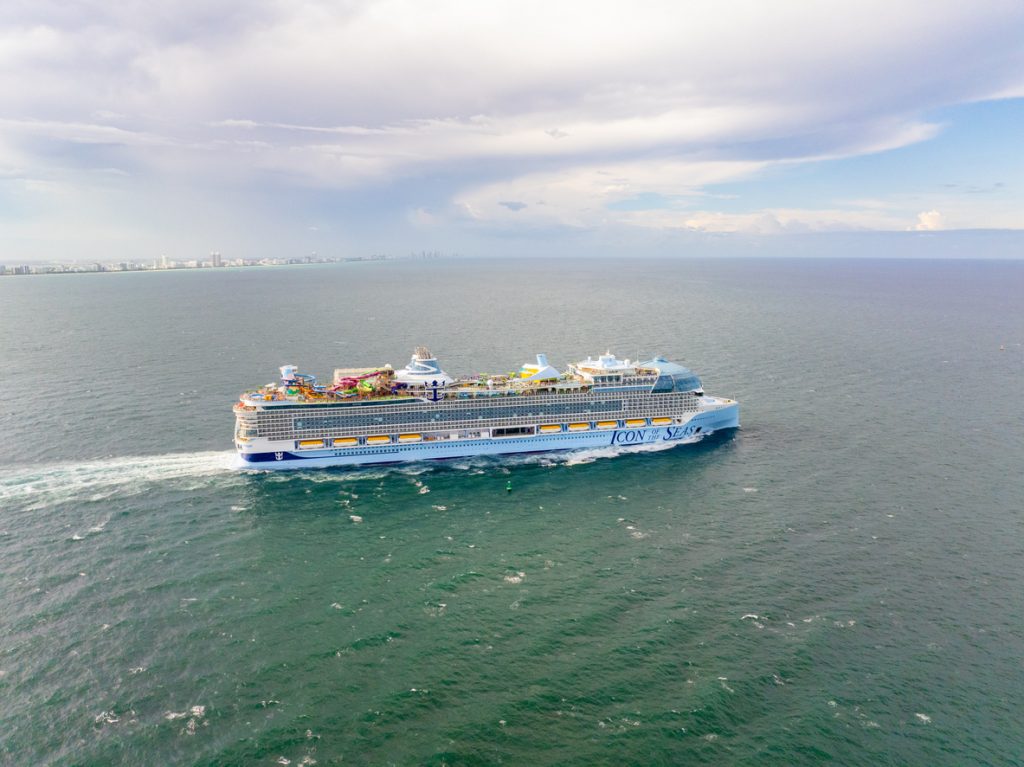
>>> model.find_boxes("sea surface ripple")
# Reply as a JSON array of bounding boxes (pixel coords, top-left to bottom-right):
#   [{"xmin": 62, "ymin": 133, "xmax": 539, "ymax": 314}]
[{"xmin": 1, "ymin": 257, "xmax": 1023, "ymax": 765}]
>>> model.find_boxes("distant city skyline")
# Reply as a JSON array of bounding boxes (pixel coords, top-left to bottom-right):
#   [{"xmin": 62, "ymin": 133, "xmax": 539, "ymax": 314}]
[
  {"xmin": 1, "ymin": 1, "xmax": 1023, "ymax": 261},
  {"xmin": 0, "ymin": 252, "xmax": 459, "ymax": 276}
]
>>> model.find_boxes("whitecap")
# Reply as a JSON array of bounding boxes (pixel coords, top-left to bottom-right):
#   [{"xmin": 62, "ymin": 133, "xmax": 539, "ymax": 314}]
[{"xmin": 915, "ymin": 713, "xmax": 931, "ymax": 724}]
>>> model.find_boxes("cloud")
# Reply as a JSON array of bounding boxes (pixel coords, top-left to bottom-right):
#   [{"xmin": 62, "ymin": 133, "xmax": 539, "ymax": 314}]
[
  {"xmin": 678, "ymin": 208, "xmax": 912, "ymax": 233},
  {"xmin": 913, "ymin": 210, "xmax": 945, "ymax": 231},
  {"xmin": 1, "ymin": 0, "xmax": 1023, "ymax": 259},
  {"xmin": 454, "ymin": 157, "xmax": 767, "ymax": 229},
  {"xmin": 0, "ymin": 118, "xmax": 177, "ymax": 148}
]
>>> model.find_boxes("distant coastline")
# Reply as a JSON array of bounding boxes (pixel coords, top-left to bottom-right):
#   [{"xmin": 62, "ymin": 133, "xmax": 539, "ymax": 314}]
[{"xmin": 0, "ymin": 251, "xmax": 449, "ymax": 277}]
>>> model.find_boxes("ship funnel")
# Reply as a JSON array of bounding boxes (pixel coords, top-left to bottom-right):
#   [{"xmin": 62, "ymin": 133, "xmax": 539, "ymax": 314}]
[
  {"xmin": 396, "ymin": 347, "xmax": 453, "ymax": 387},
  {"xmin": 536, "ymin": 353, "xmax": 549, "ymax": 367},
  {"xmin": 280, "ymin": 365, "xmax": 298, "ymax": 381}
]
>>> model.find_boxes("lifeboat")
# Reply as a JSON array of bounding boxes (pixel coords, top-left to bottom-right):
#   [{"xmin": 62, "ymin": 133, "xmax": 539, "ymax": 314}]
[
  {"xmin": 298, "ymin": 439, "xmax": 325, "ymax": 449},
  {"xmin": 596, "ymin": 420, "xmax": 618, "ymax": 430},
  {"xmin": 539, "ymin": 424, "xmax": 562, "ymax": 434},
  {"xmin": 625, "ymin": 418, "xmax": 647, "ymax": 427},
  {"xmin": 398, "ymin": 434, "xmax": 422, "ymax": 443},
  {"xmin": 333, "ymin": 437, "xmax": 358, "ymax": 447},
  {"xmin": 366, "ymin": 435, "xmax": 391, "ymax": 445},
  {"xmin": 651, "ymin": 417, "xmax": 672, "ymax": 426},
  {"xmin": 568, "ymin": 423, "xmax": 590, "ymax": 431}
]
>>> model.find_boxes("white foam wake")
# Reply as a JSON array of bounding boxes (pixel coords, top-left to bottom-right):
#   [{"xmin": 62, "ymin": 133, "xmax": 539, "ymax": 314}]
[{"xmin": 0, "ymin": 450, "xmax": 240, "ymax": 506}]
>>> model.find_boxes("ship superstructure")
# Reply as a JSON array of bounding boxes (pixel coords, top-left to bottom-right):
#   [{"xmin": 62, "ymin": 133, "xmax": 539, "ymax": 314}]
[{"xmin": 233, "ymin": 348, "xmax": 739, "ymax": 469}]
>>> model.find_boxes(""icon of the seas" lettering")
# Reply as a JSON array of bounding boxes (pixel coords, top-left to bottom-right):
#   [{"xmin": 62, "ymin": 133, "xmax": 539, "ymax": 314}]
[{"xmin": 612, "ymin": 425, "xmax": 699, "ymax": 445}]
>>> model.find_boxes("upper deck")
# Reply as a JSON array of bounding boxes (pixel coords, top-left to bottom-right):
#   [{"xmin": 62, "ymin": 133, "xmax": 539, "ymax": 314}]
[{"xmin": 235, "ymin": 349, "xmax": 702, "ymax": 411}]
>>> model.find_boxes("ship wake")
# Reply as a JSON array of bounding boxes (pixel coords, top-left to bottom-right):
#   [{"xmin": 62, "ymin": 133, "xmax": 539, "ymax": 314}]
[{"xmin": 0, "ymin": 450, "xmax": 240, "ymax": 507}]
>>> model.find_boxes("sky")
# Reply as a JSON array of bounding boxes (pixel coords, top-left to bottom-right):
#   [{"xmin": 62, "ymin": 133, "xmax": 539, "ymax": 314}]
[{"xmin": 1, "ymin": 0, "xmax": 1023, "ymax": 262}]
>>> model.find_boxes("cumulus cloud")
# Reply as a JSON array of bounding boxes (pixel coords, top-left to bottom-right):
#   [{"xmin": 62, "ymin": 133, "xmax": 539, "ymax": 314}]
[{"xmin": 913, "ymin": 210, "xmax": 946, "ymax": 231}]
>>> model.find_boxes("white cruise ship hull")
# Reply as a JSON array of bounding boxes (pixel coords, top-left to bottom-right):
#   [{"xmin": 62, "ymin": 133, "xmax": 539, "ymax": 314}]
[{"xmin": 237, "ymin": 399, "xmax": 738, "ymax": 470}]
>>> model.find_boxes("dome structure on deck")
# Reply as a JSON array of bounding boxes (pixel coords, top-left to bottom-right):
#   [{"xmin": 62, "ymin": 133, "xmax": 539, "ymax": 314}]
[{"xmin": 641, "ymin": 356, "xmax": 703, "ymax": 393}]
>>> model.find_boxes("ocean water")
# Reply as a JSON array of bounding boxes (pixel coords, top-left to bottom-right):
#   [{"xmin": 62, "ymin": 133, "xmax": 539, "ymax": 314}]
[{"xmin": 1, "ymin": 257, "xmax": 1022, "ymax": 766}]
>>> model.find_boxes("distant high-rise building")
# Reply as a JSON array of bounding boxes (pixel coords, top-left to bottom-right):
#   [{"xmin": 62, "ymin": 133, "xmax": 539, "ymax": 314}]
[{"xmin": 211, "ymin": 251, "xmax": 222, "ymax": 267}]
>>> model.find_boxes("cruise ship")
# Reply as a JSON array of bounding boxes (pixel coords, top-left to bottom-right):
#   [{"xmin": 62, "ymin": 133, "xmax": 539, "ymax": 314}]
[{"xmin": 233, "ymin": 348, "xmax": 739, "ymax": 469}]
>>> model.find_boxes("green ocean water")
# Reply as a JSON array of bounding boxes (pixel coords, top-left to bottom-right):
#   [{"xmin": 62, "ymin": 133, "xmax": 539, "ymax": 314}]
[{"xmin": 1, "ymin": 257, "xmax": 1023, "ymax": 765}]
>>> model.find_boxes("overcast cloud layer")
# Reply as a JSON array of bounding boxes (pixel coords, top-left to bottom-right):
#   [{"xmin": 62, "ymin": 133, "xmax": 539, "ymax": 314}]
[{"xmin": 2, "ymin": 0, "xmax": 1023, "ymax": 260}]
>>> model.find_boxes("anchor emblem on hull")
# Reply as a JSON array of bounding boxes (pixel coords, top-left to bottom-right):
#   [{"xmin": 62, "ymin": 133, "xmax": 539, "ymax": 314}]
[
  {"xmin": 427, "ymin": 379, "xmax": 443, "ymax": 402},
  {"xmin": 275, "ymin": 452, "xmax": 284, "ymax": 461}
]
